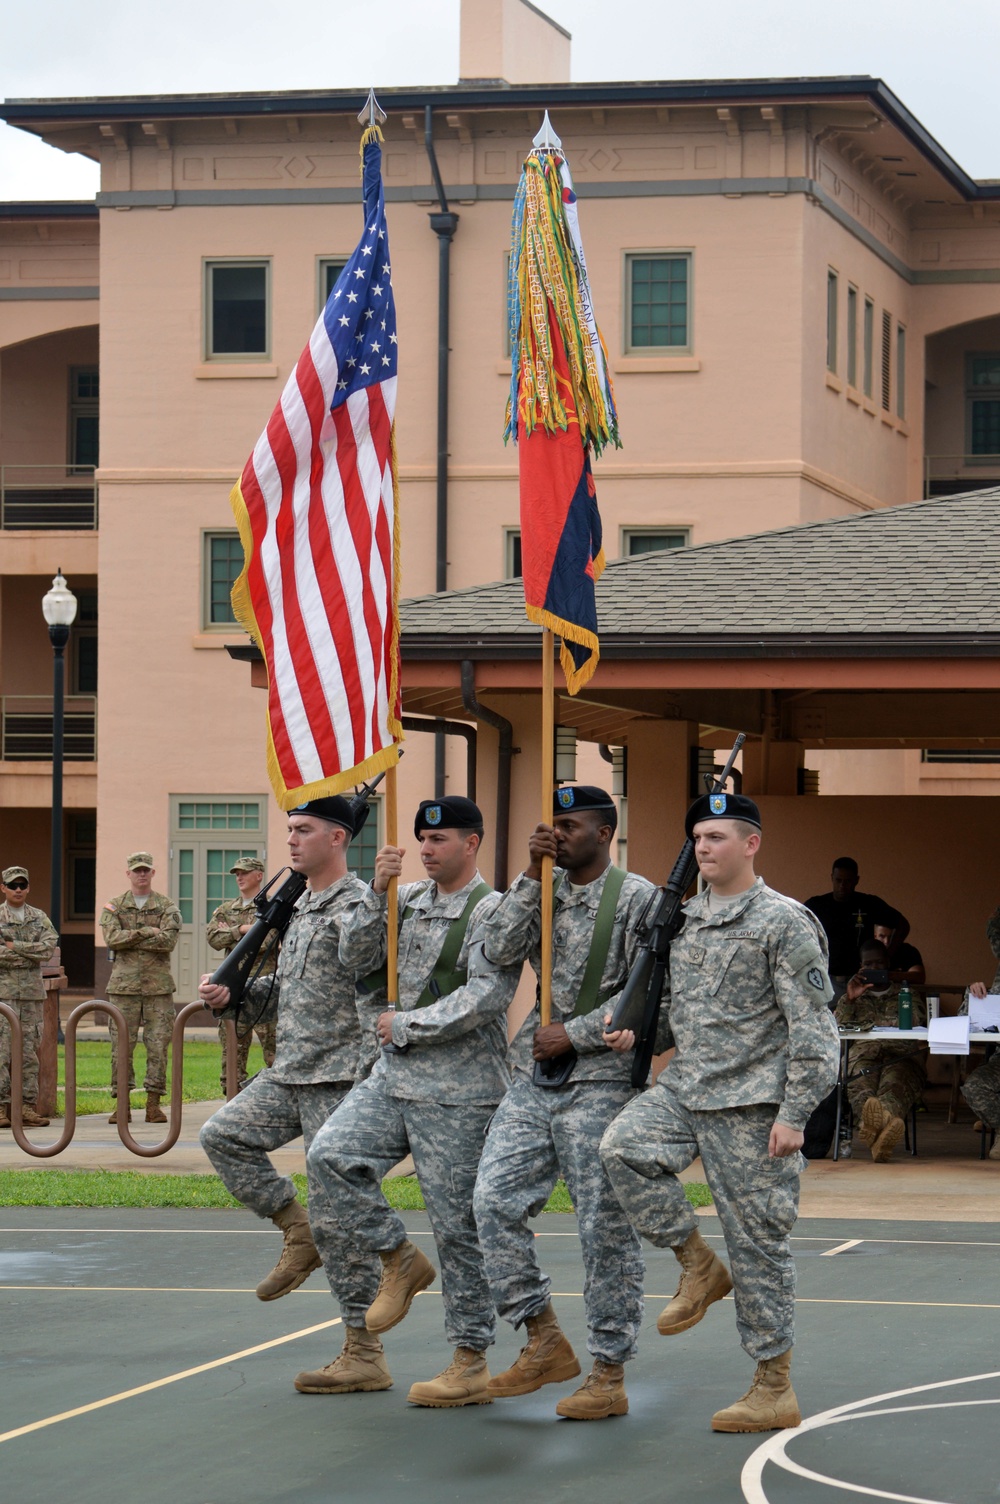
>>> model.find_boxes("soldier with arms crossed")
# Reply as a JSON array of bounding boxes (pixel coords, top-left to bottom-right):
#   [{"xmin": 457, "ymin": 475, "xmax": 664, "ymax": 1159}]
[
  {"xmin": 601, "ymin": 792, "xmax": 839, "ymax": 1433},
  {"xmin": 304, "ymin": 796, "xmax": 520, "ymax": 1406},
  {"xmin": 206, "ymin": 856, "xmax": 277, "ymax": 1094},
  {"xmin": 199, "ymin": 798, "xmax": 381, "ymax": 1390},
  {"xmin": 0, "ymin": 865, "xmax": 58, "ymax": 1128},
  {"xmin": 473, "ymin": 786, "xmax": 657, "ymax": 1421}
]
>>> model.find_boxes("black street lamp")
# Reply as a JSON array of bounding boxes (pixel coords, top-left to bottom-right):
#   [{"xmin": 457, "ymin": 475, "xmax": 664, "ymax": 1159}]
[{"xmin": 41, "ymin": 569, "xmax": 77, "ymax": 933}]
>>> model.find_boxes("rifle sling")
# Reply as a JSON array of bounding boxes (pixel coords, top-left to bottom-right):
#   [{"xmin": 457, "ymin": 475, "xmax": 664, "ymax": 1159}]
[
  {"xmin": 360, "ymin": 881, "xmax": 492, "ymax": 1007},
  {"xmin": 568, "ymin": 866, "xmax": 627, "ymax": 1018}
]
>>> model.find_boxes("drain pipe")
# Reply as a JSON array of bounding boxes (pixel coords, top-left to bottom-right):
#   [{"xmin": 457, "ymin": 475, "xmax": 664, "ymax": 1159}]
[
  {"xmin": 425, "ymin": 106, "xmax": 460, "ymax": 798},
  {"xmin": 401, "ymin": 715, "xmax": 477, "ymax": 801},
  {"xmin": 461, "ymin": 660, "xmax": 512, "ymax": 890}
]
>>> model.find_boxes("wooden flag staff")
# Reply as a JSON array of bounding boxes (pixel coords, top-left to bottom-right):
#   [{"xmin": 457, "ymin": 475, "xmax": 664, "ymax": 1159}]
[
  {"xmin": 539, "ymin": 627, "xmax": 556, "ymax": 1027},
  {"xmin": 385, "ymin": 763, "xmax": 399, "ymax": 1008}
]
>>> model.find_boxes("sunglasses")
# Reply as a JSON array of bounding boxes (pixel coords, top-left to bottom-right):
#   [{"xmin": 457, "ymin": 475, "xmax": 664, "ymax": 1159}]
[{"xmin": 5, "ymin": 881, "xmax": 28, "ymax": 891}]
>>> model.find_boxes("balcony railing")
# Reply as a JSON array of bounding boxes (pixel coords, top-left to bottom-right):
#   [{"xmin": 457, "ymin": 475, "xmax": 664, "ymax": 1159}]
[
  {"xmin": 1, "ymin": 696, "xmax": 97, "ymax": 761},
  {"xmin": 0, "ymin": 466, "xmax": 97, "ymax": 530},
  {"xmin": 924, "ymin": 454, "xmax": 1000, "ymax": 498}
]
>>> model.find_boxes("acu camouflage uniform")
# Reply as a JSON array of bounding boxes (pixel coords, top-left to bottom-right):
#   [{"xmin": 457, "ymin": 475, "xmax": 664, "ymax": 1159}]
[
  {"xmin": 206, "ymin": 896, "xmax": 278, "ymax": 1092},
  {"xmin": 962, "ymin": 908, "xmax": 1000, "ymax": 1130},
  {"xmin": 199, "ymin": 874, "xmax": 381, "ymax": 1316},
  {"xmin": 834, "ymin": 982, "xmax": 927, "ymax": 1125},
  {"xmin": 0, "ymin": 901, "xmax": 57, "ymax": 1105},
  {"xmin": 307, "ymin": 872, "xmax": 518, "ymax": 1346},
  {"xmin": 601, "ymin": 878, "xmax": 839, "ymax": 1362},
  {"xmin": 473, "ymin": 865, "xmax": 656, "ymax": 1367},
  {"xmin": 100, "ymin": 891, "xmax": 181, "ymax": 1097}
]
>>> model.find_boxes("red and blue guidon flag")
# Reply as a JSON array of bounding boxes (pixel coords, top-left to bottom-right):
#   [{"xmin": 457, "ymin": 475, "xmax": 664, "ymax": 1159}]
[
  {"xmin": 230, "ymin": 126, "xmax": 402, "ymax": 808},
  {"xmin": 506, "ymin": 137, "xmax": 619, "ymax": 694}
]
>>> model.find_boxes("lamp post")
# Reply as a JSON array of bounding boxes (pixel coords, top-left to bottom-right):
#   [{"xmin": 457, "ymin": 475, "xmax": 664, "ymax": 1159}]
[{"xmin": 41, "ymin": 569, "xmax": 77, "ymax": 933}]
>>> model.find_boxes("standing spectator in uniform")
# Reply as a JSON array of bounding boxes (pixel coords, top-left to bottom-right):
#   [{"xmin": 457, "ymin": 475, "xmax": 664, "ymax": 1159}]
[
  {"xmin": 206, "ymin": 857, "xmax": 277, "ymax": 1094},
  {"xmin": 805, "ymin": 858, "xmax": 906, "ymax": 989},
  {"xmin": 100, "ymin": 854, "xmax": 181, "ymax": 1124},
  {"xmin": 199, "ymin": 798, "xmax": 383, "ymax": 1392},
  {"xmin": 305, "ymin": 796, "xmax": 520, "ymax": 1407},
  {"xmin": 473, "ymin": 786, "xmax": 657, "ymax": 1421},
  {"xmin": 0, "ymin": 866, "xmax": 58, "ymax": 1128},
  {"xmin": 834, "ymin": 940, "xmax": 927, "ymax": 1161},
  {"xmin": 601, "ymin": 792, "xmax": 839, "ymax": 1434},
  {"xmin": 961, "ymin": 909, "xmax": 1000, "ymax": 1160}
]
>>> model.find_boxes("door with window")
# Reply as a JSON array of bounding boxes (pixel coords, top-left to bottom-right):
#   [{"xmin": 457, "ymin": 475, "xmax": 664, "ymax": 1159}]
[{"xmin": 169, "ymin": 797, "xmax": 267, "ymax": 997}]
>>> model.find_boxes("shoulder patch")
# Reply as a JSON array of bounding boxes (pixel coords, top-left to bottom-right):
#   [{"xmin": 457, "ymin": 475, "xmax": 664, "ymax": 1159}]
[
  {"xmin": 103, "ymin": 903, "xmax": 117, "ymax": 912},
  {"xmin": 807, "ymin": 967, "xmax": 826, "ymax": 990}
]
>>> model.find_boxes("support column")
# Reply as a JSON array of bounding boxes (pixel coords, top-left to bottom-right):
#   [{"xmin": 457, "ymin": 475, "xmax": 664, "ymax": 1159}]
[
  {"xmin": 626, "ymin": 720, "xmax": 699, "ymax": 883},
  {"xmin": 742, "ymin": 739, "xmax": 804, "ymax": 795}
]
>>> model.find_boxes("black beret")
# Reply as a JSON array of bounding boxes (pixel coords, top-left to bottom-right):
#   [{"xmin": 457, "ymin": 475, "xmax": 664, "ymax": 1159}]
[
  {"xmin": 685, "ymin": 791, "xmax": 762, "ymax": 839},
  {"xmin": 414, "ymin": 796, "xmax": 484, "ymax": 838},
  {"xmin": 290, "ymin": 795, "xmax": 357, "ymax": 834},
  {"xmin": 553, "ymin": 785, "xmax": 616, "ymax": 816}
]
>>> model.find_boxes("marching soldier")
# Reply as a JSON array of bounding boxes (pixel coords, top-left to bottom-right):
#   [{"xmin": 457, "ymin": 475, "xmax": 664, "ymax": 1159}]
[
  {"xmin": 206, "ymin": 856, "xmax": 277, "ymax": 1094},
  {"xmin": 0, "ymin": 866, "xmax": 58, "ymax": 1128},
  {"xmin": 100, "ymin": 853, "xmax": 181, "ymax": 1124},
  {"xmin": 303, "ymin": 796, "xmax": 520, "ymax": 1406}
]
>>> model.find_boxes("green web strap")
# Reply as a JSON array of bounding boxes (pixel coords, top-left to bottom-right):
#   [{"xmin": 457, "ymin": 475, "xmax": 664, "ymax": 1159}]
[
  {"xmin": 563, "ymin": 865, "xmax": 627, "ymax": 1018},
  {"xmin": 360, "ymin": 881, "xmax": 492, "ymax": 1007}
]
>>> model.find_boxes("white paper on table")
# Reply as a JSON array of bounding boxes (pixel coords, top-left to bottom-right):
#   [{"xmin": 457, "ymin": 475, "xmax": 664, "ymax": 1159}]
[
  {"xmin": 928, "ymin": 1015, "xmax": 971, "ymax": 1055},
  {"xmin": 870, "ymin": 1025, "xmax": 929, "ymax": 1036},
  {"xmin": 969, "ymin": 994, "xmax": 1000, "ymax": 1029}
]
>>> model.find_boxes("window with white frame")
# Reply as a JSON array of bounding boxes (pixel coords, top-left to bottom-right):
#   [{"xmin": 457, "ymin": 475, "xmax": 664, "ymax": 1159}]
[
  {"xmin": 846, "ymin": 286, "xmax": 858, "ymax": 388},
  {"xmin": 863, "ymin": 297, "xmax": 874, "ymax": 398},
  {"xmin": 826, "ymin": 270, "xmax": 838, "ymax": 373},
  {"xmin": 965, "ymin": 354, "xmax": 1000, "ymax": 462},
  {"xmin": 205, "ymin": 260, "xmax": 270, "ymax": 359},
  {"xmin": 626, "ymin": 253, "xmax": 691, "ymax": 352},
  {"xmin": 318, "ymin": 258, "xmax": 348, "ymax": 313},
  {"xmin": 203, "ymin": 531, "xmax": 244, "ymax": 627},
  {"xmin": 504, "ymin": 528, "xmax": 522, "ymax": 580},
  {"xmin": 896, "ymin": 324, "xmax": 906, "ymax": 419}
]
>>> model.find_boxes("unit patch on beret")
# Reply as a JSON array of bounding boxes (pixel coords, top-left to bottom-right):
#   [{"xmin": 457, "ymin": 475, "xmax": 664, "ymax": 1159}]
[
  {"xmin": 709, "ymin": 793, "xmax": 727, "ymax": 815},
  {"xmin": 425, "ymin": 805, "xmax": 442, "ymax": 825},
  {"xmin": 558, "ymin": 788, "xmax": 575, "ymax": 808}
]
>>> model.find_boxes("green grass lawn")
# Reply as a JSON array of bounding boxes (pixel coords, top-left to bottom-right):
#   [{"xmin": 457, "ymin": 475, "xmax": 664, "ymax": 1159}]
[
  {"xmin": 0, "ymin": 1168, "xmax": 713, "ymax": 1212},
  {"xmin": 56, "ymin": 1038, "xmax": 253, "ymax": 1116}
]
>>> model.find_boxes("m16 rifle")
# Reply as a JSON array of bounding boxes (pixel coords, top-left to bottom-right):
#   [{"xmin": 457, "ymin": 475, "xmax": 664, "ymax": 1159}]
[
  {"xmin": 608, "ymin": 733, "xmax": 745, "ymax": 1088},
  {"xmin": 208, "ymin": 770, "xmax": 387, "ymax": 1012}
]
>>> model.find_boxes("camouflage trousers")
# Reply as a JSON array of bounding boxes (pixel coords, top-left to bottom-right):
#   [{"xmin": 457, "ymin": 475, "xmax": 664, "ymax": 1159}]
[
  {"xmin": 108, "ymin": 994, "xmax": 173, "ymax": 1097},
  {"xmin": 472, "ymin": 1077, "xmax": 645, "ymax": 1366},
  {"xmin": 600, "ymin": 1083, "xmax": 802, "ymax": 1361},
  {"xmin": 961, "ymin": 1052, "xmax": 1000, "ymax": 1130},
  {"xmin": 307, "ymin": 1074, "xmax": 496, "ymax": 1346},
  {"xmin": 846, "ymin": 1045, "xmax": 926, "ymax": 1123},
  {"xmin": 217, "ymin": 1016, "xmax": 277, "ymax": 1095},
  {"xmin": 0, "ymin": 997, "xmax": 43, "ymax": 1103}
]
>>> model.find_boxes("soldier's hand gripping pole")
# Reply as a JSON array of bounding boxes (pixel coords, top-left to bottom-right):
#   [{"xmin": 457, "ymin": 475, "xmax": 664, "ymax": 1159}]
[
  {"xmin": 209, "ymin": 770, "xmax": 389, "ymax": 1009},
  {"xmin": 609, "ymin": 733, "xmax": 746, "ymax": 1088}
]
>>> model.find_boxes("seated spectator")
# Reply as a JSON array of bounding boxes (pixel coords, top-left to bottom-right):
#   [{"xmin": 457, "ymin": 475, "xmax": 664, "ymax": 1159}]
[
  {"xmin": 806, "ymin": 858, "xmax": 907, "ymax": 989},
  {"xmin": 962, "ymin": 977, "xmax": 1000, "ymax": 1162},
  {"xmin": 834, "ymin": 941, "xmax": 927, "ymax": 1163},
  {"xmin": 874, "ymin": 922, "xmax": 926, "ymax": 986}
]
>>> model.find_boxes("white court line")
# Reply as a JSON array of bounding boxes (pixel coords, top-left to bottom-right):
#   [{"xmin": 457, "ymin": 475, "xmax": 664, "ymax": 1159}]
[
  {"xmin": 742, "ymin": 1368, "xmax": 1000, "ymax": 1504},
  {"xmin": 0, "ymin": 1316, "xmax": 344, "ymax": 1446},
  {"xmin": 821, "ymin": 1239, "xmax": 862, "ymax": 1256}
]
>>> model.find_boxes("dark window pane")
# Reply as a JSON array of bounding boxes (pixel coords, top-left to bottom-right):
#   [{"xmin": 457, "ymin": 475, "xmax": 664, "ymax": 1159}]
[
  {"xmin": 631, "ymin": 256, "xmax": 688, "ymax": 348},
  {"xmin": 73, "ymin": 414, "xmax": 99, "ymax": 468},
  {"xmin": 970, "ymin": 399, "xmax": 1000, "ymax": 455},
  {"xmin": 74, "ymin": 369, "xmax": 99, "ymax": 400},
  {"xmin": 211, "ymin": 264, "xmax": 267, "ymax": 355},
  {"xmin": 75, "ymin": 634, "xmax": 98, "ymax": 693},
  {"xmin": 323, "ymin": 260, "xmax": 347, "ymax": 303},
  {"xmin": 71, "ymin": 855, "xmax": 96, "ymax": 918},
  {"xmin": 626, "ymin": 532, "xmax": 687, "ymax": 556},
  {"xmin": 970, "ymin": 357, "xmax": 1000, "ymax": 389},
  {"xmin": 209, "ymin": 535, "xmax": 244, "ymax": 623}
]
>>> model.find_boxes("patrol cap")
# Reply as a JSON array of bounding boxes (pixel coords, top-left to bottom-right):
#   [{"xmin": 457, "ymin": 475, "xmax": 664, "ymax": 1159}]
[
  {"xmin": 290, "ymin": 797, "xmax": 356, "ymax": 834},
  {"xmin": 126, "ymin": 851, "xmax": 154, "ymax": 870},
  {"xmin": 2, "ymin": 866, "xmax": 29, "ymax": 884},
  {"xmin": 685, "ymin": 791, "xmax": 762, "ymax": 839},
  {"xmin": 414, "ymin": 796, "xmax": 484, "ymax": 838},
  {"xmin": 230, "ymin": 857, "xmax": 265, "ymax": 875}
]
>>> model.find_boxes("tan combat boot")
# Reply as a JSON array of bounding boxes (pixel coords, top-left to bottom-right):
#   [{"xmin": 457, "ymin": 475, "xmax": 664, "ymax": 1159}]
[
  {"xmin": 988, "ymin": 1139, "xmax": 1000, "ymax": 1162},
  {"xmin": 145, "ymin": 1093, "xmax": 167, "ymax": 1124},
  {"xmin": 0, "ymin": 1103, "xmax": 11, "ymax": 1129},
  {"xmin": 555, "ymin": 1360, "xmax": 628, "ymax": 1420},
  {"xmin": 21, "ymin": 1103, "xmax": 50, "ymax": 1127},
  {"xmin": 108, "ymin": 1102, "xmax": 132, "ymax": 1124},
  {"xmin": 365, "ymin": 1239, "xmax": 437, "ymax": 1333},
  {"xmin": 293, "ymin": 1326, "xmax": 392, "ymax": 1394},
  {"xmin": 859, "ymin": 1096, "xmax": 886, "ymax": 1147},
  {"xmin": 487, "ymin": 1302, "xmax": 581, "ymax": 1397},
  {"xmin": 657, "ymin": 1228, "xmax": 733, "ymax": 1335},
  {"xmin": 407, "ymin": 1347, "xmax": 493, "ymax": 1407},
  {"xmin": 256, "ymin": 1199, "xmax": 322, "ymax": 1301},
  {"xmin": 711, "ymin": 1349, "xmax": 802, "ymax": 1433},
  {"xmin": 870, "ymin": 1115, "xmax": 905, "ymax": 1163}
]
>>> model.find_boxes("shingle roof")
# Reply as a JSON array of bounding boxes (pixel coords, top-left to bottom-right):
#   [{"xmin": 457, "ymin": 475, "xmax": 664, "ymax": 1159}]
[{"xmin": 400, "ymin": 489, "xmax": 1000, "ymax": 659}]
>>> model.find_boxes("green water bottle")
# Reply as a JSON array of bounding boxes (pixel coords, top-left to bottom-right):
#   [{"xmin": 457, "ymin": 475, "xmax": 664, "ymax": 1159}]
[{"xmin": 897, "ymin": 985, "xmax": 913, "ymax": 1030}]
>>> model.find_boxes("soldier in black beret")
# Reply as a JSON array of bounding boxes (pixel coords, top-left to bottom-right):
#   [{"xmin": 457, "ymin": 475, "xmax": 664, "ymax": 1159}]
[
  {"xmin": 684, "ymin": 790, "xmax": 762, "ymax": 839},
  {"xmin": 292, "ymin": 795, "xmax": 371, "ymax": 837},
  {"xmin": 413, "ymin": 797, "xmax": 484, "ymax": 840}
]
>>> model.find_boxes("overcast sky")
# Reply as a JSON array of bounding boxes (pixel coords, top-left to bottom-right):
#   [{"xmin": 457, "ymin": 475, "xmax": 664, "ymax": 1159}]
[{"xmin": 2, "ymin": 0, "xmax": 998, "ymax": 199}]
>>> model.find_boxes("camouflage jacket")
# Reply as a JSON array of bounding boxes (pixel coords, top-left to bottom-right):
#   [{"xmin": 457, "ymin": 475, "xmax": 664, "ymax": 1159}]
[
  {"xmin": 986, "ymin": 906, "xmax": 1000, "ymax": 991},
  {"xmin": 338, "ymin": 871, "xmax": 518, "ymax": 1104},
  {"xmin": 483, "ymin": 865, "xmax": 658, "ymax": 1085},
  {"xmin": 222, "ymin": 873, "xmax": 370, "ymax": 1086},
  {"xmin": 100, "ymin": 891, "xmax": 181, "ymax": 996},
  {"xmin": 206, "ymin": 896, "xmax": 277, "ymax": 974},
  {"xmin": 658, "ymin": 878, "xmax": 839, "ymax": 1131},
  {"xmin": 0, "ymin": 902, "xmax": 58, "ymax": 1002},
  {"xmin": 834, "ymin": 980, "xmax": 927, "ymax": 1055}
]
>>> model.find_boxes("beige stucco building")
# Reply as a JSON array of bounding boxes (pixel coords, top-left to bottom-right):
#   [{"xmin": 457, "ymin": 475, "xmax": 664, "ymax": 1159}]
[{"xmin": 3, "ymin": 0, "xmax": 1000, "ymax": 988}]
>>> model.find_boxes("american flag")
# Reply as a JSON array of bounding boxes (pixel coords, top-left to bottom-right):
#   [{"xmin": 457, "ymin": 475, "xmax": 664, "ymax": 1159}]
[{"xmin": 230, "ymin": 131, "xmax": 402, "ymax": 807}]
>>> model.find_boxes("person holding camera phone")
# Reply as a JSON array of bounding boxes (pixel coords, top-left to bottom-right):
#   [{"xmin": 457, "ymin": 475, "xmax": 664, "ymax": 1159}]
[{"xmin": 834, "ymin": 939, "xmax": 927, "ymax": 1161}]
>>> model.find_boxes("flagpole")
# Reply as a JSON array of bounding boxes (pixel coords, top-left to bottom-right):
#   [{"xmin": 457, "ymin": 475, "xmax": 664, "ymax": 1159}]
[
  {"xmin": 385, "ymin": 763, "xmax": 399, "ymax": 1006},
  {"xmin": 540, "ymin": 627, "xmax": 555, "ymax": 1027}
]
